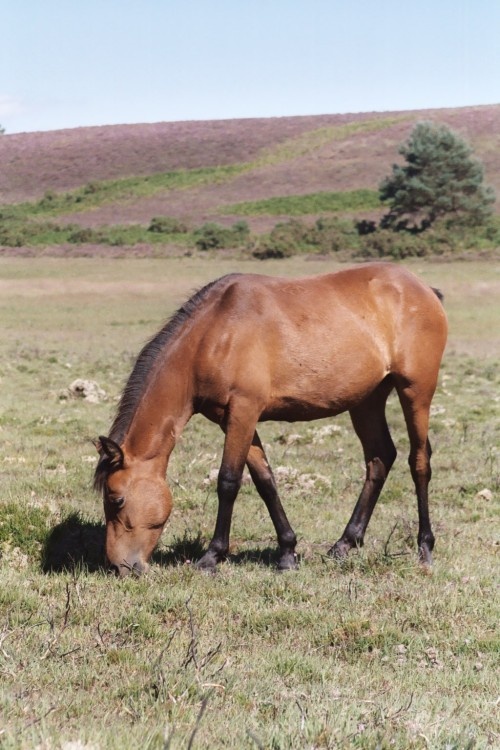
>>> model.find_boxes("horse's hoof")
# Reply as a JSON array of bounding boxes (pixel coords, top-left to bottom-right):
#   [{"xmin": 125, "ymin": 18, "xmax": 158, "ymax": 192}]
[
  {"xmin": 418, "ymin": 545, "xmax": 433, "ymax": 574},
  {"xmin": 195, "ymin": 552, "xmax": 219, "ymax": 573},
  {"xmin": 327, "ymin": 540, "xmax": 350, "ymax": 560},
  {"xmin": 277, "ymin": 552, "xmax": 298, "ymax": 571}
]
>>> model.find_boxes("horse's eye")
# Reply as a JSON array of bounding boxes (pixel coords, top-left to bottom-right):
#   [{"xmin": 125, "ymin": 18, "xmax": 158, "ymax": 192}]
[{"xmin": 109, "ymin": 496, "xmax": 125, "ymax": 509}]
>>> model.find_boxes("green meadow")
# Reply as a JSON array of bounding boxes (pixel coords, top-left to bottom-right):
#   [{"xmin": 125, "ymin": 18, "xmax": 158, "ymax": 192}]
[{"xmin": 0, "ymin": 255, "xmax": 498, "ymax": 749}]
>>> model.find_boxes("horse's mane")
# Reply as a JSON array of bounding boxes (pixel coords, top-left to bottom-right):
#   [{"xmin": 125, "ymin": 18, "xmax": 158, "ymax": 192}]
[{"xmin": 94, "ymin": 273, "xmax": 240, "ymax": 491}]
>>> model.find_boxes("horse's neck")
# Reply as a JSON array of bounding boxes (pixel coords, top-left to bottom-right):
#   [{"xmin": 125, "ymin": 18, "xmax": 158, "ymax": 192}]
[{"xmin": 122, "ymin": 354, "xmax": 193, "ymax": 468}]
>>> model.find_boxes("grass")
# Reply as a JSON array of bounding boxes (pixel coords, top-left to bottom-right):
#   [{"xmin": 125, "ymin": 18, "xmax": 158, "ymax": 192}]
[
  {"xmin": 251, "ymin": 116, "xmax": 411, "ymax": 168},
  {"xmin": 0, "ymin": 183, "xmax": 380, "ymax": 248},
  {"xmin": 0, "ymin": 256, "xmax": 499, "ymax": 749},
  {"xmin": 220, "ymin": 189, "xmax": 380, "ymax": 216},
  {"xmin": 0, "ymin": 165, "xmax": 247, "ymax": 220}
]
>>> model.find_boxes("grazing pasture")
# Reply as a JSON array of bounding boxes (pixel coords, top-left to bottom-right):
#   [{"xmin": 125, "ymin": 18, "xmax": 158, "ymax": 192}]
[{"xmin": 0, "ymin": 256, "xmax": 498, "ymax": 749}]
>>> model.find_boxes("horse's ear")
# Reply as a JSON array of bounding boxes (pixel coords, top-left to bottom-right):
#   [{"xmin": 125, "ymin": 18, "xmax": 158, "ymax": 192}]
[{"xmin": 95, "ymin": 436, "xmax": 124, "ymax": 468}]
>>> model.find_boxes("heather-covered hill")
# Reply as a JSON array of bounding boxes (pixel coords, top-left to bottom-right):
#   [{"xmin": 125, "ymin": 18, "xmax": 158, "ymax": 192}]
[
  {"xmin": 0, "ymin": 113, "xmax": 379, "ymax": 203},
  {"xmin": 1, "ymin": 105, "xmax": 499, "ymax": 231}
]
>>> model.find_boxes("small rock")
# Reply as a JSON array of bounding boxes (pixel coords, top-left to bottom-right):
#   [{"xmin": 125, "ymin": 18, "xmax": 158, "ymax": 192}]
[
  {"xmin": 202, "ymin": 468, "xmax": 220, "ymax": 486},
  {"xmin": 62, "ymin": 379, "xmax": 107, "ymax": 403},
  {"xmin": 475, "ymin": 488, "xmax": 493, "ymax": 502}
]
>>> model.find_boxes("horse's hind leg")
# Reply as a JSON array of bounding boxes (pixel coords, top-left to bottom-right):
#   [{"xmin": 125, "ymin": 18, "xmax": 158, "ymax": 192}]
[
  {"xmin": 395, "ymin": 382, "xmax": 435, "ymax": 568},
  {"xmin": 329, "ymin": 380, "xmax": 397, "ymax": 559},
  {"xmin": 246, "ymin": 431, "xmax": 298, "ymax": 570}
]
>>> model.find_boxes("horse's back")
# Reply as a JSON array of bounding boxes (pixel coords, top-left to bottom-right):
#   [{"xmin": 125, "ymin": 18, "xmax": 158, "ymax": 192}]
[
  {"xmin": 207, "ymin": 263, "xmax": 446, "ymax": 354},
  {"xmin": 193, "ymin": 264, "xmax": 447, "ymax": 419}
]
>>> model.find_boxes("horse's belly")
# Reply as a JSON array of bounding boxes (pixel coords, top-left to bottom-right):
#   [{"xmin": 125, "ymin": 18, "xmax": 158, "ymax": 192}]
[
  {"xmin": 259, "ymin": 398, "xmax": 343, "ymax": 422},
  {"xmin": 262, "ymin": 365, "xmax": 387, "ymax": 421}
]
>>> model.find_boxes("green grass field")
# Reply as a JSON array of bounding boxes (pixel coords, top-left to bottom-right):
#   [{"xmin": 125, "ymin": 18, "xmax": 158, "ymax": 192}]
[{"xmin": 0, "ymin": 256, "xmax": 498, "ymax": 749}]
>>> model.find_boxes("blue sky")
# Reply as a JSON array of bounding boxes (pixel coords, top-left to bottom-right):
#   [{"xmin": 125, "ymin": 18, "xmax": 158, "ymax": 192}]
[{"xmin": 1, "ymin": 0, "xmax": 499, "ymax": 134}]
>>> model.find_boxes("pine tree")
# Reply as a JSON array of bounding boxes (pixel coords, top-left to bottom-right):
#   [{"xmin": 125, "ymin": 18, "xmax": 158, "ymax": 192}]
[{"xmin": 379, "ymin": 122, "xmax": 495, "ymax": 230}]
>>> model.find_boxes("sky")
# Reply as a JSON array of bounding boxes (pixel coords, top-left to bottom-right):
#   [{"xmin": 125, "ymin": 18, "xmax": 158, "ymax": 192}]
[{"xmin": 1, "ymin": 0, "xmax": 499, "ymax": 135}]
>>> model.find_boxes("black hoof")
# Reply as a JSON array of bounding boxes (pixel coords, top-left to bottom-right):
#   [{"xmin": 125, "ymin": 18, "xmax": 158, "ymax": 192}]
[
  {"xmin": 277, "ymin": 552, "xmax": 298, "ymax": 571},
  {"xmin": 418, "ymin": 544, "xmax": 433, "ymax": 571},
  {"xmin": 327, "ymin": 540, "xmax": 352, "ymax": 559},
  {"xmin": 195, "ymin": 550, "xmax": 221, "ymax": 572}
]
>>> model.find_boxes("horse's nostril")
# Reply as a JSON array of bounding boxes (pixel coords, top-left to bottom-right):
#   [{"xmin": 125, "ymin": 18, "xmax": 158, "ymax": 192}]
[{"xmin": 132, "ymin": 560, "xmax": 147, "ymax": 576}]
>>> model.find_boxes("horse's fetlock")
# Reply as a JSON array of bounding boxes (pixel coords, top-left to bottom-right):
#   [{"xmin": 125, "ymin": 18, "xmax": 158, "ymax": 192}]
[
  {"xmin": 346, "ymin": 525, "xmax": 365, "ymax": 547},
  {"xmin": 210, "ymin": 539, "xmax": 228, "ymax": 555},
  {"xmin": 197, "ymin": 544, "xmax": 226, "ymax": 569},
  {"xmin": 328, "ymin": 540, "xmax": 349, "ymax": 559},
  {"xmin": 279, "ymin": 529, "xmax": 297, "ymax": 549}
]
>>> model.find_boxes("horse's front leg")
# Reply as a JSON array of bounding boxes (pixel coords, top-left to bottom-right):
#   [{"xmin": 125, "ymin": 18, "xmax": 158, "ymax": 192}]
[
  {"xmin": 196, "ymin": 400, "xmax": 259, "ymax": 571},
  {"xmin": 246, "ymin": 431, "xmax": 298, "ymax": 570}
]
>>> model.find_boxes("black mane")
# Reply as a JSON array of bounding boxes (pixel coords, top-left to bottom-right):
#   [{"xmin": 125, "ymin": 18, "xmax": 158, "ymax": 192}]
[{"xmin": 94, "ymin": 273, "xmax": 239, "ymax": 491}]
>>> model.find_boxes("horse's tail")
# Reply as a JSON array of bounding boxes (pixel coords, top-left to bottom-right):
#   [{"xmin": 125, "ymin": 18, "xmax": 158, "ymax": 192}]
[{"xmin": 431, "ymin": 287, "xmax": 444, "ymax": 304}]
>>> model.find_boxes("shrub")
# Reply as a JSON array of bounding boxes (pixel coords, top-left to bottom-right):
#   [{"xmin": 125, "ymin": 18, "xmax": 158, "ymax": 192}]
[
  {"xmin": 67, "ymin": 227, "xmax": 103, "ymax": 244},
  {"xmin": 83, "ymin": 182, "xmax": 99, "ymax": 195},
  {"xmin": 231, "ymin": 220, "xmax": 250, "ymax": 241},
  {"xmin": 356, "ymin": 219, "xmax": 377, "ymax": 236},
  {"xmin": 311, "ymin": 217, "xmax": 361, "ymax": 254},
  {"xmin": 0, "ymin": 228, "xmax": 25, "ymax": 247},
  {"xmin": 195, "ymin": 223, "xmax": 231, "ymax": 250},
  {"xmin": 148, "ymin": 216, "xmax": 188, "ymax": 234},
  {"xmin": 357, "ymin": 229, "xmax": 429, "ymax": 259},
  {"xmin": 194, "ymin": 222, "xmax": 249, "ymax": 250},
  {"xmin": 252, "ymin": 224, "xmax": 296, "ymax": 258},
  {"xmin": 251, "ymin": 239, "xmax": 294, "ymax": 259},
  {"xmin": 250, "ymin": 220, "xmax": 308, "ymax": 259},
  {"xmin": 39, "ymin": 190, "xmax": 58, "ymax": 207}
]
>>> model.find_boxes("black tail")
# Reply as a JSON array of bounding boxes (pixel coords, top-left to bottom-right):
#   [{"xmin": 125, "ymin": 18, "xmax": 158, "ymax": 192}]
[{"xmin": 431, "ymin": 287, "xmax": 444, "ymax": 303}]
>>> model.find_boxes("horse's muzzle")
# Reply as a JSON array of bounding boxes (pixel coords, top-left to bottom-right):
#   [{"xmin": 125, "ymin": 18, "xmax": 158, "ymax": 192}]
[{"xmin": 107, "ymin": 558, "xmax": 149, "ymax": 578}]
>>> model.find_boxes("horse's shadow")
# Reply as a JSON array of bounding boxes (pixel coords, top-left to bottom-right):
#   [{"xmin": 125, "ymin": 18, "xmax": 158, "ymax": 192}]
[
  {"xmin": 42, "ymin": 513, "xmax": 106, "ymax": 573},
  {"xmin": 153, "ymin": 533, "xmax": 280, "ymax": 569},
  {"xmin": 42, "ymin": 516, "xmax": 280, "ymax": 573}
]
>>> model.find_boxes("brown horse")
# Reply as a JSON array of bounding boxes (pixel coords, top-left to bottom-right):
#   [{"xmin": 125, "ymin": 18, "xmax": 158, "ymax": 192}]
[{"xmin": 94, "ymin": 263, "xmax": 447, "ymax": 577}]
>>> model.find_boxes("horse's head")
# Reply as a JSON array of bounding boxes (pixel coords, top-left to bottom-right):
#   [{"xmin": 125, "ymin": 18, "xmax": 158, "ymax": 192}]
[{"xmin": 94, "ymin": 436, "xmax": 172, "ymax": 577}]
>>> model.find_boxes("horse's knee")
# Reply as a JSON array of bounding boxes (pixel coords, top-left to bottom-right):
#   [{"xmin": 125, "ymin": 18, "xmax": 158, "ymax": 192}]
[
  {"xmin": 217, "ymin": 467, "xmax": 242, "ymax": 500},
  {"xmin": 408, "ymin": 449, "xmax": 431, "ymax": 482},
  {"xmin": 367, "ymin": 456, "xmax": 390, "ymax": 485}
]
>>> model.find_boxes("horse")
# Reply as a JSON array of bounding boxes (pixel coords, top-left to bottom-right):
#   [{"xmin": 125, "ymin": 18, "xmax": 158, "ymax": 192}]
[{"xmin": 94, "ymin": 262, "xmax": 447, "ymax": 577}]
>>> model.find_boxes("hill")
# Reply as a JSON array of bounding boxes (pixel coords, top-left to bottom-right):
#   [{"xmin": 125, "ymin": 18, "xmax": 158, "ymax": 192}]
[{"xmin": 0, "ymin": 104, "xmax": 499, "ymax": 240}]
